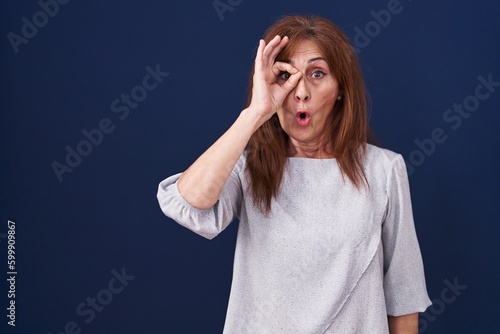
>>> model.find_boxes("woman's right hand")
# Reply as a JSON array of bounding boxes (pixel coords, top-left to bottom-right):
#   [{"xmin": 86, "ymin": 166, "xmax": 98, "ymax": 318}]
[{"xmin": 249, "ymin": 35, "xmax": 303, "ymax": 122}]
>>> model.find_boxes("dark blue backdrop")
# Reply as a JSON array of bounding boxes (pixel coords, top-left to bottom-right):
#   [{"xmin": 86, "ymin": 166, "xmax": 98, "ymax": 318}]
[{"xmin": 1, "ymin": 0, "xmax": 499, "ymax": 333}]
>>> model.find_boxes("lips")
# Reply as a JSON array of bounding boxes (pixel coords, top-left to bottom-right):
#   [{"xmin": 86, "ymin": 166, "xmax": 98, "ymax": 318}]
[{"xmin": 295, "ymin": 110, "xmax": 311, "ymax": 126}]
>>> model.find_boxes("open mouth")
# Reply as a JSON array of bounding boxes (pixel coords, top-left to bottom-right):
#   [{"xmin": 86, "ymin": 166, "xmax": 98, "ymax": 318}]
[{"xmin": 295, "ymin": 111, "xmax": 311, "ymax": 126}]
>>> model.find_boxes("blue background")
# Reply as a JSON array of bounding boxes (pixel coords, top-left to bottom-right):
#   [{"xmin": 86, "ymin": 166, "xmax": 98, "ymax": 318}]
[{"xmin": 1, "ymin": 0, "xmax": 499, "ymax": 333}]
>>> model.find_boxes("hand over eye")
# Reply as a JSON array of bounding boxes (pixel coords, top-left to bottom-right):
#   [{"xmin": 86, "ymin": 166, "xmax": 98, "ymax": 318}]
[
  {"xmin": 278, "ymin": 71, "xmax": 291, "ymax": 81},
  {"xmin": 249, "ymin": 35, "xmax": 302, "ymax": 121}
]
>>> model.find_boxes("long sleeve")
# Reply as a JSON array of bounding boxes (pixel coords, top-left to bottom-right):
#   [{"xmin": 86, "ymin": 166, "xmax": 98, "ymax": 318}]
[
  {"xmin": 382, "ymin": 155, "xmax": 432, "ymax": 316},
  {"xmin": 156, "ymin": 154, "xmax": 245, "ymax": 240}
]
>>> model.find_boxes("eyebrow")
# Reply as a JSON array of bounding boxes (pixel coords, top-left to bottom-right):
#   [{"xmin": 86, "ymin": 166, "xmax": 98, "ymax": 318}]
[
  {"xmin": 307, "ymin": 57, "xmax": 326, "ymax": 63},
  {"xmin": 287, "ymin": 57, "xmax": 327, "ymax": 65}
]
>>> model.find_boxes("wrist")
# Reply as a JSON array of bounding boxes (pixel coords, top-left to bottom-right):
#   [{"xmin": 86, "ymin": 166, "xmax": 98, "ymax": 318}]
[{"xmin": 240, "ymin": 106, "xmax": 271, "ymax": 132}]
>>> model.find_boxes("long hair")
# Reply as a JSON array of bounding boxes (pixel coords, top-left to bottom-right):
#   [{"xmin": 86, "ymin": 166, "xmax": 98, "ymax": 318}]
[{"xmin": 246, "ymin": 15, "xmax": 373, "ymax": 214}]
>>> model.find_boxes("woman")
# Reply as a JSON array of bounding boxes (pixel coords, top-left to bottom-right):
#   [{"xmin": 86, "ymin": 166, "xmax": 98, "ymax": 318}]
[{"xmin": 157, "ymin": 15, "xmax": 431, "ymax": 333}]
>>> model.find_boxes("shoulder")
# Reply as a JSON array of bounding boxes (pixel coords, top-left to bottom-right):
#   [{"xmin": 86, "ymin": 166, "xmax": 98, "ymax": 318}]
[
  {"xmin": 363, "ymin": 144, "xmax": 408, "ymax": 180},
  {"xmin": 365, "ymin": 143, "xmax": 400, "ymax": 163},
  {"xmin": 364, "ymin": 143, "xmax": 404, "ymax": 166}
]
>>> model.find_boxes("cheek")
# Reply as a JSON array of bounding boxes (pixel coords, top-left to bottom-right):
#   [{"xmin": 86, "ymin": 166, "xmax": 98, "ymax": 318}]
[
  {"xmin": 282, "ymin": 93, "xmax": 296, "ymax": 110},
  {"xmin": 275, "ymin": 109, "xmax": 289, "ymax": 129},
  {"xmin": 278, "ymin": 95, "xmax": 296, "ymax": 119},
  {"xmin": 316, "ymin": 84, "xmax": 338, "ymax": 108}
]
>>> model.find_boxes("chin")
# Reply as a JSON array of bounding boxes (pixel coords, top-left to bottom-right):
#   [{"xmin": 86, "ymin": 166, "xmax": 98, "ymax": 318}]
[{"xmin": 287, "ymin": 127, "xmax": 315, "ymax": 143}]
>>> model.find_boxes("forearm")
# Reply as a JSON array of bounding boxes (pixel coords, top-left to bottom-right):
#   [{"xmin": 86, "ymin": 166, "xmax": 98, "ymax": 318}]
[
  {"xmin": 388, "ymin": 313, "xmax": 419, "ymax": 334},
  {"xmin": 177, "ymin": 107, "xmax": 265, "ymax": 209}
]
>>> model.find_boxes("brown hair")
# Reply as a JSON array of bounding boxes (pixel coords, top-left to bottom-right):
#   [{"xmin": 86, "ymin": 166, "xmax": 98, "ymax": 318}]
[{"xmin": 246, "ymin": 15, "xmax": 372, "ymax": 213}]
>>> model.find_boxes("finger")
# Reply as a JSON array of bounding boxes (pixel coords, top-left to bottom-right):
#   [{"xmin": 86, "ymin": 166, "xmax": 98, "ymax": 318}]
[
  {"xmin": 268, "ymin": 36, "xmax": 289, "ymax": 64},
  {"xmin": 271, "ymin": 61, "xmax": 299, "ymax": 77},
  {"xmin": 254, "ymin": 39, "xmax": 264, "ymax": 62},
  {"xmin": 262, "ymin": 35, "xmax": 282, "ymax": 64},
  {"xmin": 254, "ymin": 39, "xmax": 265, "ymax": 71},
  {"xmin": 255, "ymin": 39, "xmax": 266, "ymax": 64},
  {"xmin": 280, "ymin": 70, "xmax": 303, "ymax": 93}
]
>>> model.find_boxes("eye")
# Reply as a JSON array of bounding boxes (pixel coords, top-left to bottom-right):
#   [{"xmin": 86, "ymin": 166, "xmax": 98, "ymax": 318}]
[
  {"xmin": 311, "ymin": 70, "xmax": 326, "ymax": 79},
  {"xmin": 279, "ymin": 71, "xmax": 291, "ymax": 80}
]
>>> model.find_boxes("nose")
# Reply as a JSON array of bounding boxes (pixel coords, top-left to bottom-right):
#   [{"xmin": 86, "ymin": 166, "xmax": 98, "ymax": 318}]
[{"xmin": 294, "ymin": 77, "xmax": 310, "ymax": 101}]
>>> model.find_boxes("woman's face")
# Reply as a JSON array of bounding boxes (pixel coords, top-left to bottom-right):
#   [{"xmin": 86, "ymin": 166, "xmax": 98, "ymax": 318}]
[{"xmin": 276, "ymin": 39, "xmax": 340, "ymax": 156}]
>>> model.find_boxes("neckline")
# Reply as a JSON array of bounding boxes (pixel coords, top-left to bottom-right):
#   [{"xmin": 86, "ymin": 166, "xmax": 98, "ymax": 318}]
[{"xmin": 286, "ymin": 156, "xmax": 337, "ymax": 161}]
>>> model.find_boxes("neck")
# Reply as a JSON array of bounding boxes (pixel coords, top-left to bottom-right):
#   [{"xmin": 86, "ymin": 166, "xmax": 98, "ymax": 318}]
[{"xmin": 287, "ymin": 138, "xmax": 334, "ymax": 159}]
